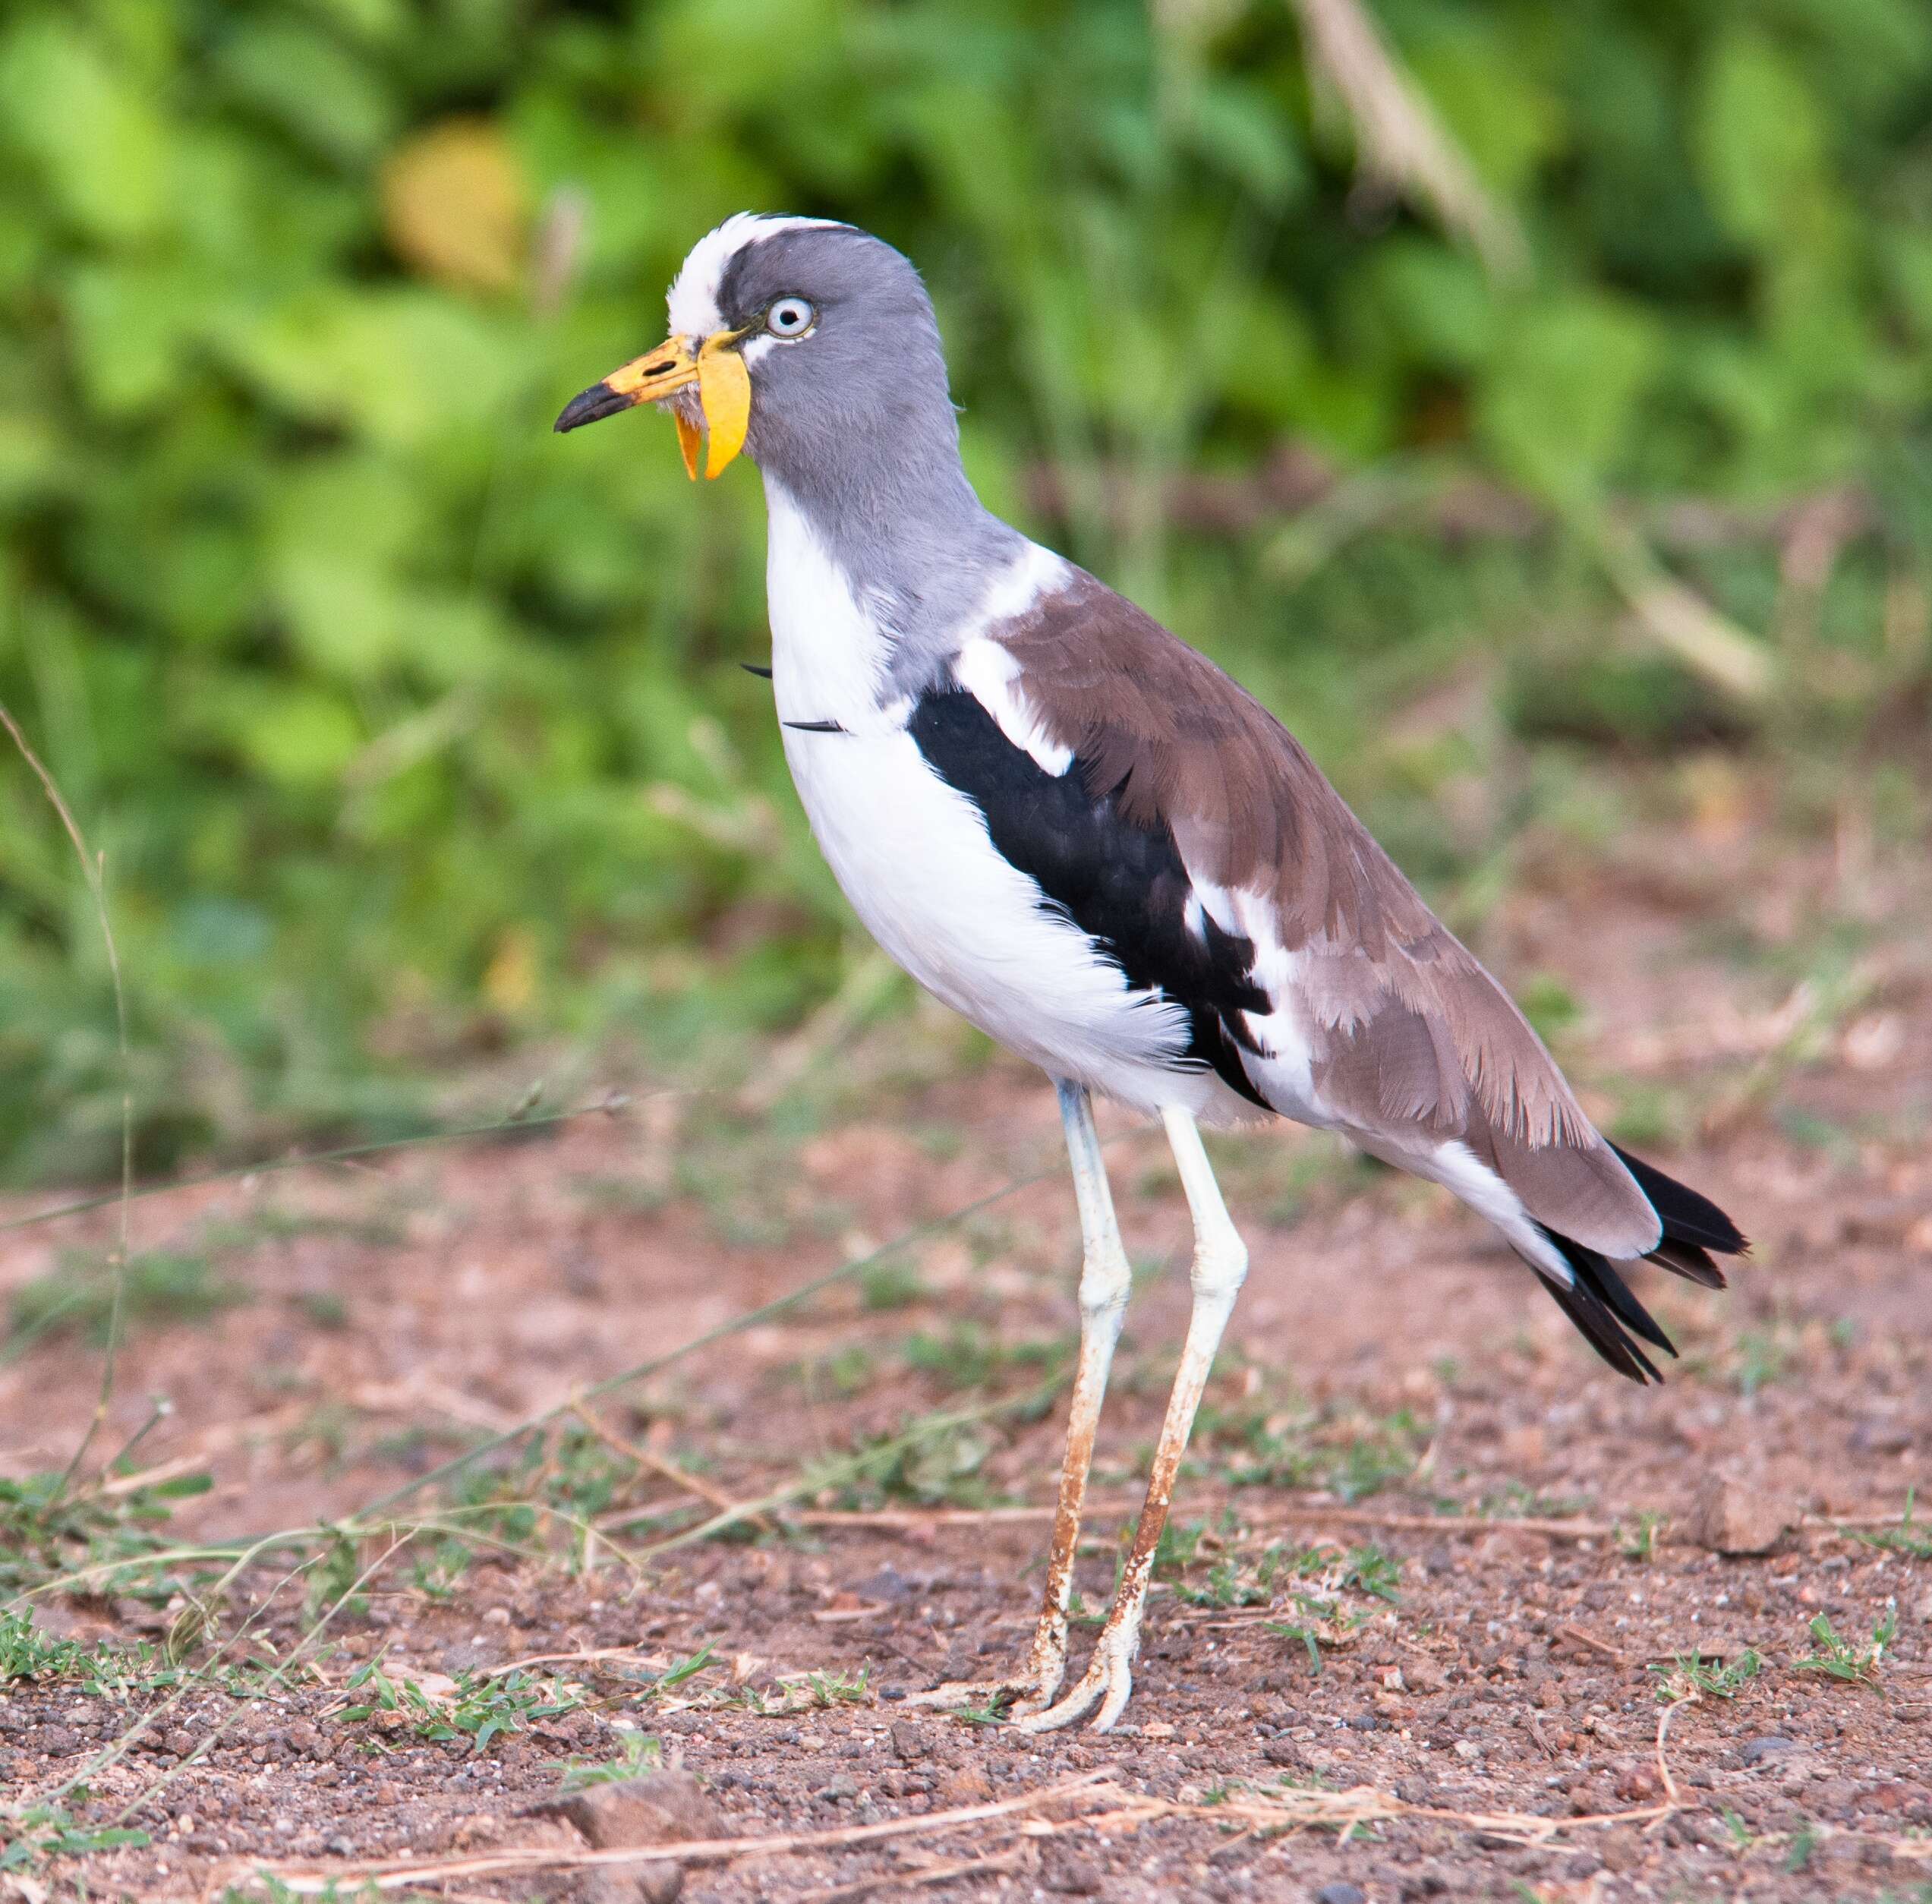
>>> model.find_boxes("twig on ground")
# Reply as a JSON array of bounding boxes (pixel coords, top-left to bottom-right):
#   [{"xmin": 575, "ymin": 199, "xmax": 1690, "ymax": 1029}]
[
  {"xmin": 0, "ymin": 1093, "xmax": 655, "ymax": 1238},
  {"xmin": 790, "ymin": 1504, "xmax": 1118, "ymax": 1530},
  {"xmin": 1653, "ymin": 1698, "xmax": 1683, "ymax": 1814},
  {"xmin": 589, "ymin": 1492, "xmax": 710, "ymax": 1530},
  {"xmin": 94, "ymin": 1454, "xmax": 208, "ymax": 1499},
  {"xmin": 1558, "ymin": 1624, "xmax": 1628, "ymax": 1663},
  {"xmin": 480, "ymin": 1645, "xmax": 657, "ymax": 1681},
  {"xmin": 1255, "ymin": 1503, "xmax": 1622, "ymax": 1540},
  {"xmin": 572, "ymin": 1398, "xmax": 770, "ymax": 1531},
  {"xmin": 799, "ymin": 1839, "xmax": 1029, "ymax": 1903},
  {"xmin": 251, "ymin": 1759, "xmax": 1751, "ymax": 1903},
  {"xmin": 636, "ymin": 1380, "xmax": 1064, "ymax": 1560},
  {"xmin": 799, "ymin": 1496, "xmax": 1915, "ymax": 1548},
  {"xmin": 253, "ymin": 1769, "xmax": 1114, "ymax": 1893}
]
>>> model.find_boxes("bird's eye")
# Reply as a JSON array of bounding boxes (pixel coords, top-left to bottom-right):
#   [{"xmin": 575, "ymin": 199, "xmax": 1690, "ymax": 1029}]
[{"xmin": 767, "ymin": 297, "xmax": 815, "ymax": 337}]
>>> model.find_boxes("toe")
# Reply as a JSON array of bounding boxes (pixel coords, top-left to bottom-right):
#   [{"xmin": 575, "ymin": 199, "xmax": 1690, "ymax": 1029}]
[
  {"xmin": 904, "ymin": 1679, "xmax": 1007, "ymax": 1711},
  {"xmin": 1013, "ymin": 1671, "xmax": 1103, "ymax": 1734},
  {"xmin": 1090, "ymin": 1660, "xmax": 1133, "ymax": 1731}
]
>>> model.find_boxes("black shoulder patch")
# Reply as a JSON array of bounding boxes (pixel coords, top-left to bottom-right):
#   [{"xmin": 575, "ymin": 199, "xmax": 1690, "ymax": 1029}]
[{"xmin": 908, "ymin": 686, "xmax": 1271, "ymax": 1108}]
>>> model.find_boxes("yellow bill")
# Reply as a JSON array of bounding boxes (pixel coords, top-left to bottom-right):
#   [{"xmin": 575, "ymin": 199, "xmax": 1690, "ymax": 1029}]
[{"xmin": 553, "ymin": 329, "xmax": 751, "ymax": 481}]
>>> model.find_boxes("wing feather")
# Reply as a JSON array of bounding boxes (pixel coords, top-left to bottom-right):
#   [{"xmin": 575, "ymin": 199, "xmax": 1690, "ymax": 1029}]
[{"xmin": 996, "ymin": 569, "xmax": 1662, "ymax": 1258}]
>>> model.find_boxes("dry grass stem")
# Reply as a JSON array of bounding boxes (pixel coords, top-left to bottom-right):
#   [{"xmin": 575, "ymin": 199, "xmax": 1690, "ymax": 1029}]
[
  {"xmin": 1592, "ymin": 514, "xmax": 1774, "ymax": 701},
  {"xmin": 1253, "ymin": 1503, "xmax": 1625, "ymax": 1540},
  {"xmin": 571, "ymin": 1398, "xmax": 770, "ymax": 1530},
  {"xmin": 1286, "ymin": 0, "xmax": 1525, "ymax": 279},
  {"xmin": 790, "ymin": 1502, "xmax": 1130, "ymax": 1530},
  {"xmin": 1557, "ymin": 1623, "xmax": 1628, "ymax": 1661},
  {"xmin": 799, "ymin": 1839, "xmax": 1029, "ymax": 1902},
  {"xmin": 0, "ymin": 702, "xmax": 134, "ymax": 1493},
  {"xmin": 254, "ymin": 1769, "xmax": 1116, "ymax": 1893}
]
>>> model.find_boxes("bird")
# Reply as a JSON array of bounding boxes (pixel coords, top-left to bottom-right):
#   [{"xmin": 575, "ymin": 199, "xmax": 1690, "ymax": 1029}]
[{"xmin": 555, "ymin": 214, "xmax": 1747, "ymax": 1733}]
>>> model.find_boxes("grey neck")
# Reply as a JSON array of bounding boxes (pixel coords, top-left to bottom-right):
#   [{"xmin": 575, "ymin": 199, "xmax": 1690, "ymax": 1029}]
[{"xmin": 753, "ymin": 427, "xmax": 1024, "ymax": 698}]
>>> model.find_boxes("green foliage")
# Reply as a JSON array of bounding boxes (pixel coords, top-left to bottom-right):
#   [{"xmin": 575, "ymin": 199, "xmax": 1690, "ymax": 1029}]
[
  {"xmin": 1792, "ymin": 1606, "xmax": 1897, "ymax": 1685},
  {"xmin": 1212, "ymin": 1397, "xmax": 1425, "ymax": 1502},
  {"xmin": 0, "ymin": 1605, "xmax": 106, "ymax": 1685},
  {"xmin": 1650, "ymin": 1646, "xmax": 1762, "ymax": 1704},
  {"xmin": 808, "ymin": 1414, "xmax": 1003, "ymax": 1510},
  {"xmin": 0, "ymin": 0, "xmax": 1927, "ymax": 1178},
  {"xmin": 0, "ymin": 1802, "xmax": 150, "ymax": 1877},
  {"xmin": 340, "ymin": 1657, "xmax": 585, "ymax": 1750},
  {"xmin": 0, "ymin": 1460, "xmax": 213, "ymax": 1595},
  {"xmin": 1851, "ymin": 1489, "xmax": 1932, "ymax": 1559},
  {"xmin": 553, "ymin": 1728, "xmax": 662, "ymax": 1789},
  {"xmin": 8, "ymin": 1247, "xmax": 247, "ymax": 1348},
  {"xmin": 0, "ymin": 1605, "xmax": 188, "ymax": 1700}
]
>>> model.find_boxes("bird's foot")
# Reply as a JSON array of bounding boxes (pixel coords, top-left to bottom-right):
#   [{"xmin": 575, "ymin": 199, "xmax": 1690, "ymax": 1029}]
[
  {"xmin": 1012, "ymin": 1616, "xmax": 1137, "ymax": 1734},
  {"xmin": 903, "ymin": 1631, "xmax": 1067, "ymax": 1721},
  {"xmin": 901, "ymin": 1669, "xmax": 1057, "ymax": 1721}
]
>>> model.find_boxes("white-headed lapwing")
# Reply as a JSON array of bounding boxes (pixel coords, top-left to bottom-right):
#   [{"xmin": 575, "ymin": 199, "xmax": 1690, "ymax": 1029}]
[{"xmin": 556, "ymin": 216, "xmax": 1747, "ymax": 1733}]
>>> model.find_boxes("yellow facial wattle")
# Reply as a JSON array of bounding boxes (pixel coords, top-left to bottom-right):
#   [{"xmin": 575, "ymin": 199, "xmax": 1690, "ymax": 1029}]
[{"xmin": 693, "ymin": 342, "xmax": 751, "ymax": 479}]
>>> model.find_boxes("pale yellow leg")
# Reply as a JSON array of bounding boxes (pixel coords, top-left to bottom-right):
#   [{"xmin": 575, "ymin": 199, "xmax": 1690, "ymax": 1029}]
[
  {"xmin": 1016, "ymin": 1104, "xmax": 1247, "ymax": 1734},
  {"xmin": 909, "ymin": 1080, "xmax": 1130, "ymax": 1715}
]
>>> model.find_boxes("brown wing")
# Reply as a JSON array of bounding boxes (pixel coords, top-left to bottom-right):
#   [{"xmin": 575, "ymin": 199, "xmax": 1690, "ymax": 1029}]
[{"xmin": 995, "ymin": 570, "xmax": 1659, "ymax": 1259}]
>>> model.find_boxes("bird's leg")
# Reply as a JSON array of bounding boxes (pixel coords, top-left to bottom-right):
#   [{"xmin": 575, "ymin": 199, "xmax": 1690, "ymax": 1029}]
[
  {"xmin": 907, "ymin": 1080, "xmax": 1130, "ymax": 1717},
  {"xmin": 1010, "ymin": 1080, "xmax": 1133, "ymax": 1712},
  {"xmin": 1016, "ymin": 1105, "xmax": 1247, "ymax": 1735}
]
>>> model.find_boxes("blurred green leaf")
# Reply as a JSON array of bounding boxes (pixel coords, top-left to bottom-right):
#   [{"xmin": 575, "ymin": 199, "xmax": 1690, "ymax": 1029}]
[
  {"xmin": 1694, "ymin": 28, "xmax": 1828, "ymax": 253},
  {"xmin": 213, "ymin": 17, "xmax": 398, "ymax": 168},
  {"xmin": 1478, "ymin": 294, "xmax": 1663, "ymax": 503},
  {"xmin": 0, "ymin": 15, "xmax": 173, "ymax": 241}
]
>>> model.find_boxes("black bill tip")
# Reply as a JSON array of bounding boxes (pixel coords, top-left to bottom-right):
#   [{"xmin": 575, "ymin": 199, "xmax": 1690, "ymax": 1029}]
[{"xmin": 553, "ymin": 380, "xmax": 632, "ymax": 433}]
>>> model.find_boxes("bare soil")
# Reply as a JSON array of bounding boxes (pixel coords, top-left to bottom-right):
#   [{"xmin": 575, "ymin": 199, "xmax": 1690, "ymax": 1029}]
[{"xmin": 2, "ymin": 801, "xmax": 1930, "ymax": 1902}]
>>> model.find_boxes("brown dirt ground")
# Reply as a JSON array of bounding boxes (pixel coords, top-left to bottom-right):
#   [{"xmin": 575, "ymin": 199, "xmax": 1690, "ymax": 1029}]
[{"xmin": 2, "ymin": 792, "xmax": 1930, "ymax": 1902}]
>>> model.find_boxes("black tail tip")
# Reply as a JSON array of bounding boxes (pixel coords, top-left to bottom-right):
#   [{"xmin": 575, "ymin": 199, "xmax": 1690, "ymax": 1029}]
[
  {"xmin": 1537, "ymin": 1225, "xmax": 1676, "ymax": 1384},
  {"xmin": 1612, "ymin": 1143, "xmax": 1748, "ymax": 1256},
  {"xmin": 1533, "ymin": 1146, "xmax": 1746, "ymax": 1383}
]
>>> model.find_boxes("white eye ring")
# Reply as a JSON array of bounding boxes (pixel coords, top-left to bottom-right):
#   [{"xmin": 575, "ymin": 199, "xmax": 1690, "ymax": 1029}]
[{"xmin": 767, "ymin": 297, "xmax": 815, "ymax": 338}]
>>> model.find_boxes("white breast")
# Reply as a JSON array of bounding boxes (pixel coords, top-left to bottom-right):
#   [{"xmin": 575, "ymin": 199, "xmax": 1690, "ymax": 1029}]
[{"xmin": 761, "ymin": 482, "xmax": 1211, "ymax": 1110}]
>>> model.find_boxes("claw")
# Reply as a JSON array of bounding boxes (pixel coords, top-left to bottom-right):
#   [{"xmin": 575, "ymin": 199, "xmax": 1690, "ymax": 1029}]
[{"xmin": 1013, "ymin": 1622, "xmax": 1136, "ymax": 1733}]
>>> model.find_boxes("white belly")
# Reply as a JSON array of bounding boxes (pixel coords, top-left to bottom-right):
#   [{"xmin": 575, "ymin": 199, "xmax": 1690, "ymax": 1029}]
[
  {"xmin": 761, "ymin": 476, "xmax": 1215, "ymax": 1113},
  {"xmin": 783, "ymin": 720, "xmax": 1204, "ymax": 1101}
]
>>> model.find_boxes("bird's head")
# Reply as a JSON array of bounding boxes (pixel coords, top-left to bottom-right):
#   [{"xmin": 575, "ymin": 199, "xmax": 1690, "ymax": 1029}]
[{"xmin": 554, "ymin": 215, "xmax": 958, "ymax": 492}]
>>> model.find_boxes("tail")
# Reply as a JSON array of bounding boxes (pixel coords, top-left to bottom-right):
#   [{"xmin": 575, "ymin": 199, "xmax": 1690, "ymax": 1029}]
[{"xmin": 1532, "ymin": 1145, "xmax": 1749, "ymax": 1385}]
